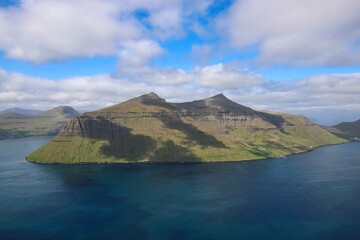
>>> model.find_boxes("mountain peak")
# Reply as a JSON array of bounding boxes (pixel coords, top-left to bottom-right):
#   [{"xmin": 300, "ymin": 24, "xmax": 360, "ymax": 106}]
[
  {"xmin": 41, "ymin": 106, "xmax": 79, "ymax": 118},
  {"xmin": 174, "ymin": 93, "xmax": 256, "ymax": 115},
  {"xmin": 130, "ymin": 92, "xmax": 166, "ymax": 103},
  {"xmin": 205, "ymin": 93, "xmax": 237, "ymax": 106},
  {"xmin": 209, "ymin": 93, "xmax": 227, "ymax": 100},
  {"xmin": 141, "ymin": 92, "xmax": 163, "ymax": 100},
  {"xmin": 99, "ymin": 92, "xmax": 173, "ymax": 113}
]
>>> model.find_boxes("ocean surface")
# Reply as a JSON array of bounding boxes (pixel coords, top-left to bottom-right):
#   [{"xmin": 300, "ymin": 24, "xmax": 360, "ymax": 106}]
[{"xmin": 0, "ymin": 137, "xmax": 360, "ymax": 240}]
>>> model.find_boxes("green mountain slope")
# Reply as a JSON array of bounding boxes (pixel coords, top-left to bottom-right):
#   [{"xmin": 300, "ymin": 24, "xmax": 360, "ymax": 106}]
[
  {"xmin": 331, "ymin": 119, "xmax": 360, "ymax": 138},
  {"xmin": 0, "ymin": 106, "xmax": 79, "ymax": 139},
  {"xmin": 28, "ymin": 93, "xmax": 346, "ymax": 163}
]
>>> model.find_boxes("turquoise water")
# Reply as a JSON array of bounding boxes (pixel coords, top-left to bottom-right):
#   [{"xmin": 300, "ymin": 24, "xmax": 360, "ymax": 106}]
[{"xmin": 0, "ymin": 137, "xmax": 360, "ymax": 240}]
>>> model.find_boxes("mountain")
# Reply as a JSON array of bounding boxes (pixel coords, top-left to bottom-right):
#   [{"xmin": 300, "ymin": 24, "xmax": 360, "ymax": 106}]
[
  {"xmin": 27, "ymin": 93, "xmax": 346, "ymax": 164},
  {"xmin": 1, "ymin": 107, "xmax": 43, "ymax": 116},
  {"xmin": 40, "ymin": 106, "xmax": 79, "ymax": 118},
  {"xmin": 331, "ymin": 119, "xmax": 360, "ymax": 138},
  {"xmin": 0, "ymin": 106, "xmax": 79, "ymax": 139}
]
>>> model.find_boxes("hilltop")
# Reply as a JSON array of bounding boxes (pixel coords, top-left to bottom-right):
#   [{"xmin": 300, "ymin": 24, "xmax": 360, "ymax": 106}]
[
  {"xmin": 0, "ymin": 106, "xmax": 79, "ymax": 139},
  {"xmin": 27, "ymin": 93, "xmax": 346, "ymax": 163}
]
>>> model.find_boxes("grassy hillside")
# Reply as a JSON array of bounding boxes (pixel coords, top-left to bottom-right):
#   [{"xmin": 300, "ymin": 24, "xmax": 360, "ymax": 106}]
[
  {"xmin": 28, "ymin": 93, "xmax": 347, "ymax": 164},
  {"xmin": 331, "ymin": 119, "xmax": 360, "ymax": 138},
  {"xmin": 0, "ymin": 106, "xmax": 79, "ymax": 139}
]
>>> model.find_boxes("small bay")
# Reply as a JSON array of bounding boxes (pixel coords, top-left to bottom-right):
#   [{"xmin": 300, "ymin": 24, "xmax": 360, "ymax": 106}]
[{"xmin": 0, "ymin": 137, "xmax": 359, "ymax": 239}]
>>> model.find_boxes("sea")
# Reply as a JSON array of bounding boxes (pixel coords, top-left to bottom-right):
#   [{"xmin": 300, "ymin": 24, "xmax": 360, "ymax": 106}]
[{"xmin": 0, "ymin": 136, "xmax": 360, "ymax": 240}]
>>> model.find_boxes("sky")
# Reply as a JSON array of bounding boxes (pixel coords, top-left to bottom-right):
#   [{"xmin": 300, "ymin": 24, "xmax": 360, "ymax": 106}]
[{"xmin": 0, "ymin": 0, "xmax": 360, "ymax": 125}]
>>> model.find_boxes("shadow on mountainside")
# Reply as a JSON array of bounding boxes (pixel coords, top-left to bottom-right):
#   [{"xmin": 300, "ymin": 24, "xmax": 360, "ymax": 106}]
[
  {"xmin": 140, "ymin": 98, "xmax": 178, "ymax": 111},
  {"xmin": 160, "ymin": 116, "xmax": 228, "ymax": 149},
  {"xmin": 257, "ymin": 112, "xmax": 289, "ymax": 134},
  {"xmin": 81, "ymin": 117, "xmax": 199, "ymax": 162},
  {"xmin": 150, "ymin": 140, "xmax": 199, "ymax": 162},
  {"xmin": 141, "ymin": 100, "xmax": 228, "ymax": 149},
  {"xmin": 257, "ymin": 112, "xmax": 285, "ymax": 128}
]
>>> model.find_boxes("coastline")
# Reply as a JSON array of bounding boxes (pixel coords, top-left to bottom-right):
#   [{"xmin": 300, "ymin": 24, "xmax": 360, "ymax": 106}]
[
  {"xmin": 0, "ymin": 134, "xmax": 56, "ymax": 141},
  {"xmin": 26, "ymin": 139, "xmax": 354, "ymax": 165}
]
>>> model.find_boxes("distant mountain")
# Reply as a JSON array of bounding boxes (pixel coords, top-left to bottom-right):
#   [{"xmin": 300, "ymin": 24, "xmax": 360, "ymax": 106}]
[
  {"xmin": 0, "ymin": 106, "xmax": 79, "ymax": 140},
  {"xmin": 40, "ymin": 106, "xmax": 79, "ymax": 118},
  {"xmin": 332, "ymin": 119, "xmax": 360, "ymax": 138},
  {"xmin": 1, "ymin": 107, "xmax": 43, "ymax": 116},
  {"xmin": 28, "ymin": 93, "xmax": 345, "ymax": 164}
]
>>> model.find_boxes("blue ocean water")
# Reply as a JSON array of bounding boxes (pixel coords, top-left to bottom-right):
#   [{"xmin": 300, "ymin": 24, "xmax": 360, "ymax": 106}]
[{"xmin": 0, "ymin": 137, "xmax": 360, "ymax": 240}]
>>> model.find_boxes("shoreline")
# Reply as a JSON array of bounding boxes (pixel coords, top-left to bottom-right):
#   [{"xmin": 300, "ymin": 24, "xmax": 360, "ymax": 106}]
[
  {"xmin": 26, "ymin": 140, "xmax": 356, "ymax": 166},
  {"xmin": 0, "ymin": 134, "xmax": 56, "ymax": 141}
]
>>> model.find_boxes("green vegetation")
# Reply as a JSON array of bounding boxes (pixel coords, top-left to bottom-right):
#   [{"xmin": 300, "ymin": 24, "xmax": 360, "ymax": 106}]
[
  {"xmin": 27, "ymin": 93, "xmax": 347, "ymax": 164},
  {"xmin": 0, "ymin": 106, "xmax": 79, "ymax": 139}
]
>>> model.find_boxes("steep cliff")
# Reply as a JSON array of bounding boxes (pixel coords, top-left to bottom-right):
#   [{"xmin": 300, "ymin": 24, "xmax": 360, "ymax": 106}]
[{"xmin": 27, "ymin": 93, "xmax": 346, "ymax": 163}]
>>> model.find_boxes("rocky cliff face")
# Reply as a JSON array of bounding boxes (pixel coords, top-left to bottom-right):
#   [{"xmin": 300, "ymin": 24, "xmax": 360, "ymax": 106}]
[
  {"xmin": 175, "ymin": 94, "xmax": 256, "ymax": 127},
  {"xmin": 28, "ymin": 93, "xmax": 346, "ymax": 164}
]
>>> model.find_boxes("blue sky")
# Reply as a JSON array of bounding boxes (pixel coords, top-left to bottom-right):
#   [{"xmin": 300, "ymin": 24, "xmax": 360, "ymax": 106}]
[{"xmin": 0, "ymin": 0, "xmax": 360, "ymax": 125}]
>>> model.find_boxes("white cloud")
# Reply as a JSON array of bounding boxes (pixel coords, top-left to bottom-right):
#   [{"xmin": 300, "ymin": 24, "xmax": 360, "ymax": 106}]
[
  {"xmin": 191, "ymin": 44, "xmax": 213, "ymax": 65},
  {"xmin": 227, "ymin": 73, "xmax": 360, "ymax": 125},
  {"xmin": 220, "ymin": 0, "xmax": 360, "ymax": 66},
  {"xmin": 116, "ymin": 39, "xmax": 191, "ymax": 85},
  {"xmin": 0, "ymin": 0, "xmax": 214, "ymax": 63},
  {"xmin": 117, "ymin": 60, "xmax": 263, "ymax": 86},
  {"xmin": 0, "ymin": 68, "xmax": 207, "ymax": 110},
  {"xmin": 195, "ymin": 63, "xmax": 263, "ymax": 89},
  {"xmin": 143, "ymin": 68, "xmax": 192, "ymax": 85},
  {"xmin": 0, "ymin": 0, "xmax": 141, "ymax": 62},
  {"xmin": 297, "ymin": 73, "xmax": 360, "ymax": 94},
  {"xmin": 118, "ymin": 40, "xmax": 164, "ymax": 69},
  {"xmin": 149, "ymin": 6, "xmax": 183, "ymax": 39}
]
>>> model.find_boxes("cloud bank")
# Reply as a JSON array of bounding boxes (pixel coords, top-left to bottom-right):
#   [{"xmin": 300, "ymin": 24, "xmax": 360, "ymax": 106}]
[
  {"xmin": 1, "ymin": 0, "xmax": 359, "ymax": 67},
  {"xmin": 0, "ymin": 0, "xmax": 212, "ymax": 62},
  {"xmin": 220, "ymin": 0, "xmax": 360, "ymax": 66},
  {"xmin": 1, "ymin": 68, "xmax": 359, "ymax": 125}
]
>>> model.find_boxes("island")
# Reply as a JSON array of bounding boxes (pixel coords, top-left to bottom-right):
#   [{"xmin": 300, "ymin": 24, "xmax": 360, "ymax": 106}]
[{"xmin": 27, "ymin": 92, "xmax": 347, "ymax": 164}]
